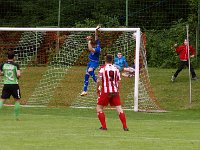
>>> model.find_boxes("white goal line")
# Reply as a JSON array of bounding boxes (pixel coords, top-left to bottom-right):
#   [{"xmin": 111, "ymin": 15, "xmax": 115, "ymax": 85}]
[{"xmin": 0, "ymin": 27, "xmax": 140, "ymax": 32}]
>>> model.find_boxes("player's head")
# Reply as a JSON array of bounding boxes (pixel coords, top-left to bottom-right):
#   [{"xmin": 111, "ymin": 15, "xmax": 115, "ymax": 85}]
[
  {"xmin": 86, "ymin": 35, "xmax": 96, "ymax": 47},
  {"xmin": 117, "ymin": 52, "xmax": 122, "ymax": 58},
  {"xmin": 184, "ymin": 39, "xmax": 188, "ymax": 45},
  {"xmin": 105, "ymin": 54, "xmax": 113, "ymax": 64},
  {"xmin": 7, "ymin": 50, "xmax": 15, "ymax": 59}
]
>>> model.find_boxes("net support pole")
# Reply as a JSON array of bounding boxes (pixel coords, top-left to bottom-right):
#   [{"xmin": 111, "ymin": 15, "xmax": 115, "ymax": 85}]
[
  {"xmin": 126, "ymin": 0, "xmax": 128, "ymax": 27},
  {"xmin": 57, "ymin": 0, "xmax": 61, "ymax": 51},
  {"xmin": 36, "ymin": 31, "xmax": 38, "ymax": 63},
  {"xmin": 134, "ymin": 29, "xmax": 141, "ymax": 112},
  {"xmin": 186, "ymin": 25, "xmax": 192, "ymax": 104}
]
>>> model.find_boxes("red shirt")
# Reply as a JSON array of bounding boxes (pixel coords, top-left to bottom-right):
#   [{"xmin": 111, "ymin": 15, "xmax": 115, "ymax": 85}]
[
  {"xmin": 98, "ymin": 64, "xmax": 121, "ymax": 93},
  {"xmin": 176, "ymin": 45, "xmax": 195, "ymax": 60}
]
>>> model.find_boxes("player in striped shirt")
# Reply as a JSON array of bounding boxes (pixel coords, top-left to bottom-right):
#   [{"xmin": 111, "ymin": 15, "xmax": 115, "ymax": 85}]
[
  {"xmin": 96, "ymin": 54, "xmax": 129, "ymax": 131},
  {"xmin": 81, "ymin": 25, "xmax": 101, "ymax": 96},
  {"xmin": 0, "ymin": 50, "xmax": 21, "ymax": 120}
]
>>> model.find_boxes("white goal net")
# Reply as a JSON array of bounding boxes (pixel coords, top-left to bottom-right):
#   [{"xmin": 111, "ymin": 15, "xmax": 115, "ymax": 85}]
[{"xmin": 0, "ymin": 27, "xmax": 162, "ymax": 112}]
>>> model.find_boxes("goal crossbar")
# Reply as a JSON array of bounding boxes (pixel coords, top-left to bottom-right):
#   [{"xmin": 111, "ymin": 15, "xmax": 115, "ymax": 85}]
[
  {"xmin": 0, "ymin": 27, "xmax": 140, "ymax": 32},
  {"xmin": 0, "ymin": 27, "xmax": 146, "ymax": 112}
]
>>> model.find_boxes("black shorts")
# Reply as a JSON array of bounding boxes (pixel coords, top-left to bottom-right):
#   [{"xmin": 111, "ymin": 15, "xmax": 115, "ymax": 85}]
[{"xmin": 1, "ymin": 84, "xmax": 21, "ymax": 99}]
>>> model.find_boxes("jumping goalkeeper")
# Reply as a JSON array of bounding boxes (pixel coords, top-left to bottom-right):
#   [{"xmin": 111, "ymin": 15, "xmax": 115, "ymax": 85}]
[{"xmin": 81, "ymin": 25, "xmax": 101, "ymax": 96}]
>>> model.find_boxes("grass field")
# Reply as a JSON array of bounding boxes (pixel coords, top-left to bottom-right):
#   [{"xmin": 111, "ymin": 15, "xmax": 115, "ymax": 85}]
[
  {"xmin": 149, "ymin": 68, "xmax": 200, "ymax": 110},
  {"xmin": 0, "ymin": 107, "xmax": 200, "ymax": 150},
  {"xmin": 1, "ymin": 67, "xmax": 200, "ymax": 149}
]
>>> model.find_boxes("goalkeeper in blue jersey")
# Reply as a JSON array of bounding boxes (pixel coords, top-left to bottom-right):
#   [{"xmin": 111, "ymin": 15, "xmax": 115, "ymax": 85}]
[
  {"xmin": 114, "ymin": 52, "xmax": 135, "ymax": 78},
  {"xmin": 0, "ymin": 51, "xmax": 21, "ymax": 120},
  {"xmin": 81, "ymin": 25, "xmax": 101, "ymax": 96}
]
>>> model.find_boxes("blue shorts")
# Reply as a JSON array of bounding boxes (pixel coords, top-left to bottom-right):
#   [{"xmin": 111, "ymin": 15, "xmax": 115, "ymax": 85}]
[{"xmin": 86, "ymin": 61, "xmax": 99, "ymax": 72}]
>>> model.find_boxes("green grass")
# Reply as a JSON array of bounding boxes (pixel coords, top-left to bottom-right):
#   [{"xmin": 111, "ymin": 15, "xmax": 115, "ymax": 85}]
[
  {"xmin": 0, "ymin": 107, "xmax": 200, "ymax": 150},
  {"xmin": 149, "ymin": 68, "xmax": 200, "ymax": 110}
]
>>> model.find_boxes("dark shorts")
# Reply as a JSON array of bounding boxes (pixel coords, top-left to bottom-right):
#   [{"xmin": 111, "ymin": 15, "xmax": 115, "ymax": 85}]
[
  {"xmin": 97, "ymin": 92, "xmax": 121, "ymax": 106},
  {"xmin": 1, "ymin": 84, "xmax": 21, "ymax": 99}
]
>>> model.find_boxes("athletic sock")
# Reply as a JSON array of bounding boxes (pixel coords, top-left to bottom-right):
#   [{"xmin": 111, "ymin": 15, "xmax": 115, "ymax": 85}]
[
  {"xmin": 88, "ymin": 71, "xmax": 97, "ymax": 82},
  {"xmin": 119, "ymin": 112, "xmax": 128, "ymax": 129},
  {"xmin": 14, "ymin": 101, "xmax": 20, "ymax": 119},
  {"xmin": 0, "ymin": 101, "xmax": 3, "ymax": 110},
  {"xmin": 98, "ymin": 112, "xmax": 106, "ymax": 129},
  {"xmin": 83, "ymin": 74, "xmax": 90, "ymax": 92}
]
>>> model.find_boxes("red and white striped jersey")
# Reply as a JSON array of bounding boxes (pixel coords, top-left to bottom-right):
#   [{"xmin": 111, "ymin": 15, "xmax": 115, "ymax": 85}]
[{"xmin": 98, "ymin": 64, "xmax": 121, "ymax": 93}]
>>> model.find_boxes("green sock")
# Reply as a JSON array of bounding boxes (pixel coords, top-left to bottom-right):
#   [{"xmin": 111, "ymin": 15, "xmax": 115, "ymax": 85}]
[
  {"xmin": 0, "ymin": 101, "xmax": 3, "ymax": 110},
  {"xmin": 14, "ymin": 101, "xmax": 20, "ymax": 119}
]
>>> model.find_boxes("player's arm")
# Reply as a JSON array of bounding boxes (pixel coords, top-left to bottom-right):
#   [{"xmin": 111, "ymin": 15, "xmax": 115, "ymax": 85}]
[
  {"xmin": 116, "ymin": 68, "xmax": 121, "ymax": 89},
  {"xmin": 16, "ymin": 64, "xmax": 21, "ymax": 79},
  {"xmin": 17, "ymin": 70, "xmax": 21, "ymax": 79},
  {"xmin": 0, "ymin": 64, "xmax": 3, "ymax": 76},
  {"xmin": 0, "ymin": 71, "xmax": 3, "ymax": 76},
  {"xmin": 124, "ymin": 58, "xmax": 129, "ymax": 68},
  {"xmin": 96, "ymin": 72, "xmax": 102, "ymax": 94},
  {"xmin": 0, "ymin": 69, "xmax": 3, "ymax": 76},
  {"xmin": 190, "ymin": 46, "xmax": 196, "ymax": 58},
  {"xmin": 95, "ymin": 25, "xmax": 100, "ymax": 41},
  {"xmin": 174, "ymin": 44, "xmax": 182, "ymax": 54},
  {"xmin": 87, "ymin": 40, "xmax": 95, "ymax": 52}
]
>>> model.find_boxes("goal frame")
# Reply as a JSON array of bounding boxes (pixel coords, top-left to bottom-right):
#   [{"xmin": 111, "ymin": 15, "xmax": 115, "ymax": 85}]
[{"xmin": 0, "ymin": 27, "xmax": 141, "ymax": 112}]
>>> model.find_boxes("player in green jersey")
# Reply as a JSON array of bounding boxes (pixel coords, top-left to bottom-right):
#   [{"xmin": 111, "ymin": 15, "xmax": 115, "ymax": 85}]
[{"xmin": 0, "ymin": 50, "xmax": 21, "ymax": 120}]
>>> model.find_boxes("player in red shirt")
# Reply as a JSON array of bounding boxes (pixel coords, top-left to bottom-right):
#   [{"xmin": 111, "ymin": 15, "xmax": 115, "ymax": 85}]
[
  {"xmin": 171, "ymin": 39, "xmax": 197, "ymax": 82},
  {"xmin": 96, "ymin": 54, "xmax": 129, "ymax": 131}
]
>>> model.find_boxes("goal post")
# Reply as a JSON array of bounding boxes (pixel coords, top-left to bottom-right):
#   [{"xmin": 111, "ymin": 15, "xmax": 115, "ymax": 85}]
[{"xmin": 0, "ymin": 27, "xmax": 162, "ymax": 112}]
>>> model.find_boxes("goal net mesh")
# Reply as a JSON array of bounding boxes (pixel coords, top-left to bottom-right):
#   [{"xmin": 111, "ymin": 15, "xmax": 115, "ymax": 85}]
[{"xmin": 0, "ymin": 28, "xmax": 162, "ymax": 111}]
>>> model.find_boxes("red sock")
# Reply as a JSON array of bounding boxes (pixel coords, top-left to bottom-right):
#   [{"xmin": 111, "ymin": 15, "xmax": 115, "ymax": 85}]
[
  {"xmin": 119, "ymin": 112, "xmax": 127, "ymax": 129},
  {"xmin": 98, "ymin": 112, "xmax": 106, "ymax": 128}
]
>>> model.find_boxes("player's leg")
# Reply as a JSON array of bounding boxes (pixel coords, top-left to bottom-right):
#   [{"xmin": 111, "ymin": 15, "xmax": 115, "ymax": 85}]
[
  {"xmin": 88, "ymin": 61, "xmax": 99, "ymax": 82},
  {"xmin": 82, "ymin": 72, "xmax": 89, "ymax": 94},
  {"xmin": 12, "ymin": 85, "xmax": 21, "ymax": 120},
  {"xmin": 96, "ymin": 104, "xmax": 107, "ymax": 130},
  {"xmin": 96, "ymin": 92, "xmax": 108, "ymax": 130},
  {"xmin": 0, "ymin": 99, "xmax": 5, "ymax": 110},
  {"xmin": 0, "ymin": 85, "xmax": 10, "ymax": 110},
  {"xmin": 172, "ymin": 61, "xmax": 185, "ymax": 81},
  {"xmin": 124, "ymin": 67, "xmax": 135, "ymax": 73},
  {"xmin": 81, "ymin": 63, "xmax": 90, "ymax": 96},
  {"xmin": 116, "ymin": 106, "xmax": 129, "ymax": 131},
  {"xmin": 88, "ymin": 67, "xmax": 96, "ymax": 82},
  {"xmin": 111, "ymin": 94, "xmax": 128, "ymax": 131},
  {"xmin": 14, "ymin": 99, "xmax": 20, "ymax": 120},
  {"xmin": 186, "ymin": 62, "xmax": 197, "ymax": 79},
  {"xmin": 123, "ymin": 67, "xmax": 135, "ymax": 77}
]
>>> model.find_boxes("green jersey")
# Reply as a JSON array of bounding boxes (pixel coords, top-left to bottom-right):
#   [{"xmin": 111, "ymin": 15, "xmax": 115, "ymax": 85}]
[{"xmin": 0, "ymin": 61, "xmax": 20, "ymax": 84}]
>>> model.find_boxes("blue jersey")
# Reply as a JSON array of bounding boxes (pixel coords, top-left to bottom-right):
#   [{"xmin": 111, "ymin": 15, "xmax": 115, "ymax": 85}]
[
  {"xmin": 88, "ymin": 39, "xmax": 101, "ymax": 62},
  {"xmin": 114, "ymin": 56, "xmax": 128, "ymax": 68}
]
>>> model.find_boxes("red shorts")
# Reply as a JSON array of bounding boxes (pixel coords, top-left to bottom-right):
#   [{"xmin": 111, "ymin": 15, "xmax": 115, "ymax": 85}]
[{"xmin": 97, "ymin": 92, "xmax": 121, "ymax": 106}]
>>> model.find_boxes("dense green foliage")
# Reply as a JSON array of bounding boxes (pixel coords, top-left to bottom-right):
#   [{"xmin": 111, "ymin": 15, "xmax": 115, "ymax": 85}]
[
  {"xmin": 146, "ymin": 18, "xmax": 198, "ymax": 68},
  {"xmin": 0, "ymin": 0, "xmax": 197, "ymax": 29},
  {"xmin": 0, "ymin": 0, "xmax": 199, "ymax": 68}
]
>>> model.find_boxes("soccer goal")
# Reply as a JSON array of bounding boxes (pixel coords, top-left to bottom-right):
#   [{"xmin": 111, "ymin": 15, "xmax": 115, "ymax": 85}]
[{"xmin": 0, "ymin": 27, "xmax": 162, "ymax": 112}]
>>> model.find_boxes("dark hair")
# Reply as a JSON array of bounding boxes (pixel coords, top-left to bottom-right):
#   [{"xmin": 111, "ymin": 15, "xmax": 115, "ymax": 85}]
[
  {"xmin": 7, "ymin": 50, "xmax": 15, "ymax": 59},
  {"xmin": 105, "ymin": 54, "xmax": 113, "ymax": 63}
]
